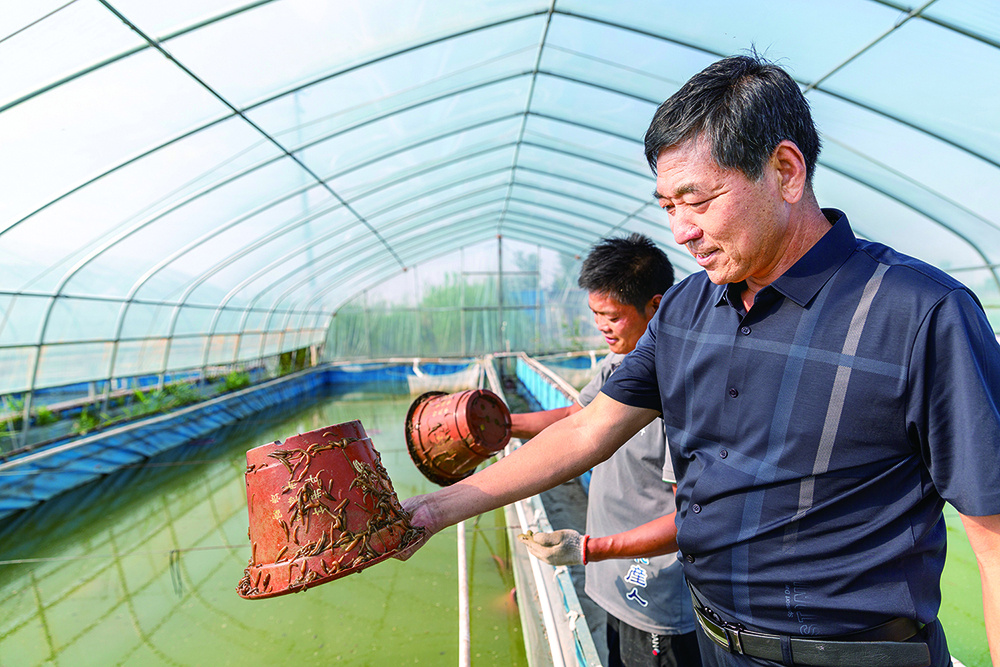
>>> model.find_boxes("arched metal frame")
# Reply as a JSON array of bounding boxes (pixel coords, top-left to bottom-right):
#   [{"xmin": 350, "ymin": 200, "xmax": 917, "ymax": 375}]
[{"xmin": 2, "ymin": 0, "xmax": 999, "ymax": 444}]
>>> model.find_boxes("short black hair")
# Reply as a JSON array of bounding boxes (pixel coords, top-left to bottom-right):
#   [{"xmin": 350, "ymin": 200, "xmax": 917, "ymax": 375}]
[
  {"xmin": 644, "ymin": 53, "xmax": 820, "ymax": 183},
  {"xmin": 578, "ymin": 233, "xmax": 674, "ymax": 311}
]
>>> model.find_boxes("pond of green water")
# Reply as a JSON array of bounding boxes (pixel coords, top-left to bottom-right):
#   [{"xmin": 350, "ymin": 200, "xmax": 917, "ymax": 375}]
[{"xmin": 0, "ymin": 390, "xmax": 527, "ymax": 666}]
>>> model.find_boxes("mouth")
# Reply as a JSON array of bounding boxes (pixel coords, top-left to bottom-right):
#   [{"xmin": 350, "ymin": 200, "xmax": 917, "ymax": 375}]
[{"xmin": 691, "ymin": 248, "xmax": 716, "ymax": 266}]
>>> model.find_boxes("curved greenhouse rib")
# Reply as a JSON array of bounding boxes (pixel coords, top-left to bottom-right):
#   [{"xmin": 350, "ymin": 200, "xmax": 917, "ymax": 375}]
[
  {"xmin": 800, "ymin": 1, "xmax": 937, "ymax": 94},
  {"xmin": 0, "ymin": 0, "xmax": 281, "ymax": 113},
  {"xmin": 296, "ymin": 223, "xmax": 501, "ymax": 316},
  {"xmin": 224, "ymin": 195, "xmax": 516, "ymax": 318},
  {"xmin": 197, "ymin": 207, "xmax": 512, "ymax": 367},
  {"xmin": 0, "ymin": 41, "xmax": 541, "ymax": 242},
  {"xmin": 0, "ymin": 0, "xmax": 79, "ymax": 45},
  {"xmin": 496, "ymin": 0, "xmax": 557, "ymax": 240},
  {"xmin": 10, "ymin": 105, "xmax": 522, "ymax": 301},
  {"xmin": 295, "ymin": 206, "xmax": 652, "ymax": 319},
  {"xmin": 6, "ymin": 2, "xmax": 995, "ymax": 265},
  {"xmin": 102, "ymin": 186, "xmax": 338, "ymax": 388},
  {"xmin": 867, "ymin": 0, "xmax": 1000, "ymax": 50},
  {"xmin": 821, "ymin": 162, "xmax": 1000, "ymax": 296},
  {"xmin": 822, "ymin": 136, "xmax": 1000, "ymax": 237},
  {"xmin": 36, "ymin": 106, "xmax": 524, "ymax": 300},
  {"xmin": 308, "ymin": 222, "xmax": 581, "ymax": 317},
  {"xmin": 309, "ymin": 222, "xmax": 603, "ymax": 327},
  {"xmin": 95, "ymin": 0, "xmax": 405, "ymax": 270},
  {"xmin": 249, "ymin": 187, "xmax": 620, "ymax": 324},
  {"xmin": 810, "ymin": 88, "xmax": 1000, "ymax": 172}
]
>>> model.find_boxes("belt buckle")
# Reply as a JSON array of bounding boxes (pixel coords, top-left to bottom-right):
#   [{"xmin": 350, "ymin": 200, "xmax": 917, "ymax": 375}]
[
  {"xmin": 723, "ymin": 622, "xmax": 745, "ymax": 654},
  {"xmin": 699, "ymin": 604, "xmax": 747, "ymax": 654}
]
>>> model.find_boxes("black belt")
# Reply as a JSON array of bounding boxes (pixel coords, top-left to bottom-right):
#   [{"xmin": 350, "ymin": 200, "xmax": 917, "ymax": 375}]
[{"xmin": 689, "ymin": 585, "xmax": 931, "ymax": 667}]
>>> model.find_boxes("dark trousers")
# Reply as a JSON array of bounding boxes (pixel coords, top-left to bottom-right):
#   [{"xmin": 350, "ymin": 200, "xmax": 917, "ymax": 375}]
[
  {"xmin": 606, "ymin": 613, "xmax": 703, "ymax": 667},
  {"xmin": 694, "ymin": 618, "xmax": 953, "ymax": 667}
]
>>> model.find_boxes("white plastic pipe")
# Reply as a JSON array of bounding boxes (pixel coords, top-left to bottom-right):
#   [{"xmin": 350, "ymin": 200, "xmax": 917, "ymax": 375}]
[{"xmin": 458, "ymin": 519, "xmax": 470, "ymax": 667}]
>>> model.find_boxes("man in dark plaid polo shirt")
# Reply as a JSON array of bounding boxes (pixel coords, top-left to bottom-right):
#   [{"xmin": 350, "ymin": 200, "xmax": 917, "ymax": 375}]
[{"xmin": 400, "ymin": 54, "xmax": 1000, "ymax": 667}]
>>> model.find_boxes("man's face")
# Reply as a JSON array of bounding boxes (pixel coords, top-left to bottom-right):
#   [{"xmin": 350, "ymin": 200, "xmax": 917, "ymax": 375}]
[
  {"xmin": 654, "ymin": 136, "xmax": 789, "ymax": 289},
  {"xmin": 588, "ymin": 291, "xmax": 655, "ymax": 355}
]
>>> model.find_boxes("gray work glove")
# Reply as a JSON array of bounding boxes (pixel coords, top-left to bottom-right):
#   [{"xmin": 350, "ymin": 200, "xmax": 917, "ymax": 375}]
[{"xmin": 517, "ymin": 529, "xmax": 586, "ymax": 566}]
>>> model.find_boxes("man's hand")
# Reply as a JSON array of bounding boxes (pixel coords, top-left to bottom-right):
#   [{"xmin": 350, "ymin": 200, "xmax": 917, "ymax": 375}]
[
  {"xmin": 518, "ymin": 529, "xmax": 587, "ymax": 566},
  {"xmin": 392, "ymin": 493, "xmax": 442, "ymax": 561}
]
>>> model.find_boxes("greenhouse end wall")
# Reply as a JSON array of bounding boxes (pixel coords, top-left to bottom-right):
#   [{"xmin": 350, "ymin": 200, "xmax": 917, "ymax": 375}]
[{"xmin": 324, "ymin": 301, "xmax": 601, "ymax": 359}]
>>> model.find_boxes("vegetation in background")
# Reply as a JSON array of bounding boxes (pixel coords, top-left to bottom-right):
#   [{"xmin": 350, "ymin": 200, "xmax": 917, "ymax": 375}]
[
  {"xmin": 277, "ymin": 348, "xmax": 309, "ymax": 376},
  {"xmin": 162, "ymin": 381, "xmax": 202, "ymax": 407},
  {"xmin": 1, "ymin": 397, "xmax": 24, "ymax": 431},
  {"xmin": 121, "ymin": 383, "xmax": 202, "ymax": 422},
  {"xmin": 3, "ymin": 362, "xmax": 289, "ymax": 453},
  {"xmin": 326, "ymin": 248, "xmax": 593, "ymax": 360},
  {"xmin": 221, "ymin": 371, "xmax": 251, "ymax": 392},
  {"xmin": 34, "ymin": 405, "xmax": 57, "ymax": 426},
  {"xmin": 71, "ymin": 382, "xmax": 207, "ymax": 436},
  {"xmin": 73, "ymin": 406, "xmax": 106, "ymax": 435}
]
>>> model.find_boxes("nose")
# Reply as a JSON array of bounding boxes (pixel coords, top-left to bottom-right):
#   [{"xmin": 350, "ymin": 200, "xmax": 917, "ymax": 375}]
[
  {"xmin": 670, "ymin": 210, "xmax": 702, "ymax": 246},
  {"xmin": 594, "ymin": 314, "xmax": 610, "ymax": 332}
]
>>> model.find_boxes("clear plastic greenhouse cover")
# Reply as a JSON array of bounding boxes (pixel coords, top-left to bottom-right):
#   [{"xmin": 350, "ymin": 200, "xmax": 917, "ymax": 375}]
[{"xmin": 2, "ymin": 0, "xmax": 999, "ymax": 408}]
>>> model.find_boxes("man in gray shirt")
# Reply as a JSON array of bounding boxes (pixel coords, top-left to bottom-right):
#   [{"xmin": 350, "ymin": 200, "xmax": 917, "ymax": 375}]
[{"xmin": 512, "ymin": 234, "xmax": 700, "ymax": 667}]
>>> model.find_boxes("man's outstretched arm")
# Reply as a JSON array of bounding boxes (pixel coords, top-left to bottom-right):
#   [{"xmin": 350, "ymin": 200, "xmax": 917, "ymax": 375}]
[
  {"xmin": 398, "ymin": 393, "xmax": 659, "ymax": 557},
  {"xmin": 519, "ymin": 512, "xmax": 677, "ymax": 566},
  {"xmin": 510, "ymin": 403, "xmax": 581, "ymax": 439}
]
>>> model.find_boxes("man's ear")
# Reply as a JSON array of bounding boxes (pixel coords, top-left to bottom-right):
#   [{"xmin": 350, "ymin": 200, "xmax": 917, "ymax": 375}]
[
  {"xmin": 646, "ymin": 294, "xmax": 663, "ymax": 319},
  {"xmin": 772, "ymin": 140, "xmax": 808, "ymax": 205}
]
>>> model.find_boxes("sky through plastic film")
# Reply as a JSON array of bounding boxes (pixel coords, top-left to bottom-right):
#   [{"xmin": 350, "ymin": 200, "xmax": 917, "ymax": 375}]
[{"xmin": 1, "ymin": 0, "xmax": 999, "ymax": 396}]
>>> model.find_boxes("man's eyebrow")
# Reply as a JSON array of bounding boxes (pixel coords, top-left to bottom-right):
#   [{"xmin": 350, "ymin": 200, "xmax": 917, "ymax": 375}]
[{"xmin": 652, "ymin": 183, "xmax": 700, "ymax": 201}]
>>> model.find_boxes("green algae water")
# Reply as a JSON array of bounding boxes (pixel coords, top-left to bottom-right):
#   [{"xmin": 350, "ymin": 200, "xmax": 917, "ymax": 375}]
[{"xmin": 0, "ymin": 390, "xmax": 526, "ymax": 666}]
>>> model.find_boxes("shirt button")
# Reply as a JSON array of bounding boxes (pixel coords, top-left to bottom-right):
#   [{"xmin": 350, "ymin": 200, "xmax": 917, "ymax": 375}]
[
  {"xmin": 692, "ymin": 503, "xmax": 702, "ymax": 514},
  {"xmin": 685, "ymin": 554, "xmax": 696, "ymax": 563},
  {"xmin": 720, "ymin": 449, "xmax": 728, "ymax": 459},
  {"xmin": 740, "ymin": 326, "xmax": 751, "ymax": 335},
  {"xmin": 729, "ymin": 387, "xmax": 739, "ymax": 398}
]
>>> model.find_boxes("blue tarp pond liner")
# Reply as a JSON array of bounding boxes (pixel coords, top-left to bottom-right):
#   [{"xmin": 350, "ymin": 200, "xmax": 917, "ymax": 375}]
[{"xmin": 0, "ymin": 360, "xmax": 478, "ymax": 521}]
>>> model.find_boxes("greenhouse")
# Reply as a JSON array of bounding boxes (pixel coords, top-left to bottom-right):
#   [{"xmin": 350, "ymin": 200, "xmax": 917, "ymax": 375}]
[{"xmin": 1, "ymin": 1, "xmax": 997, "ymax": 666}]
